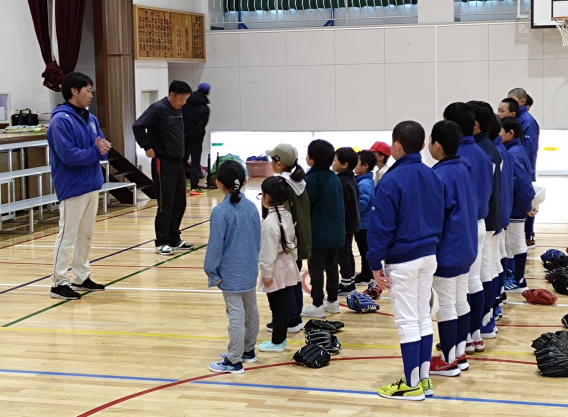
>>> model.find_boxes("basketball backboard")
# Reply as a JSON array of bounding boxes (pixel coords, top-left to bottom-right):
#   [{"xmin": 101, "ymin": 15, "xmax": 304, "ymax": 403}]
[{"xmin": 532, "ymin": 0, "xmax": 568, "ymax": 28}]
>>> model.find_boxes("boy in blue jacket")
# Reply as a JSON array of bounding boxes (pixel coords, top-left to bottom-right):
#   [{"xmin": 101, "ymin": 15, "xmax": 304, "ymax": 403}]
[
  {"xmin": 353, "ymin": 151, "xmax": 377, "ymax": 288},
  {"xmin": 47, "ymin": 72, "xmax": 110, "ymax": 300},
  {"xmin": 428, "ymin": 121, "xmax": 478, "ymax": 377},
  {"xmin": 368, "ymin": 121, "xmax": 444, "ymax": 401},
  {"xmin": 500, "ymin": 117, "xmax": 536, "ymax": 293},
  {"xmin": 302, "ymin": 140, "xmax": 345, "ymax": 318},
  {"xmin": 443, "ymin": 103, "xmax": 492, "ymax": 353}
]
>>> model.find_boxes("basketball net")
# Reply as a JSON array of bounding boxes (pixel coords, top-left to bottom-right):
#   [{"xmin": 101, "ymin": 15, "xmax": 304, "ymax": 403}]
[{"xmin": 553, "ymin": 17, "xmax": 568, "ymax": 47}]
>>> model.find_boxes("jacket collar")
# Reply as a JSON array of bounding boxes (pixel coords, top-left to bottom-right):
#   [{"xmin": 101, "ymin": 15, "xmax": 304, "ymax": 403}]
[
  {"xmin": 518, "ymin": 105, "xmax": 527, "ymax": 116},
  {"xmin": 337, "ymin": 170, "xmax": 355, "ymax": 179},
  {"xmin": 504, "ymin": 138, "xmax": 521, "ymax": 150},
  {"xmin": 433, "ymin": 155, "xmax": 460, "ymax": 169},
  {"xmin": 387, "ymin": 153, "xmax": 422, "ymax": 174},
  {"xmin": 459, "ymin": 135, "xmax": 475, "ymax": 146},
  {"xmin": 356, "ymin": 172, "xmax": 374, "ymax": 183},
  {"xmin": 306, "ymin": 166, "xmax": 329, "ymax": 176},
  {"xmin": 474, "ymin": 132, "xmax": 489, "ymax": 143},
  {"xmin": 491, "ymin": 135, "xmax": 503, "ymax": 147}
]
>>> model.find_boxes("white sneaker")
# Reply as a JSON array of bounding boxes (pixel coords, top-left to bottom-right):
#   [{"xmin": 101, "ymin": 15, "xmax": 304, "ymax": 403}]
[
  {"xmin": 287, "ymin": 322, "xmax": 304, "ymax": 333},
  {"xmin": 301, "ymin": 304, "xmax": 326, "ymax": 318},
  {"xmin": 155, "ymin": 245, "xmax": 174, "ymax": 255},
  {"xmin": 324, "ymin": 300, "xmax": 340, "ymax": 314}
]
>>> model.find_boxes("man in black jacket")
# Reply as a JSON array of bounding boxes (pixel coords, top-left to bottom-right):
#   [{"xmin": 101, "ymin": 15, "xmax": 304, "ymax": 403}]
[
  {"xmin": 182, "ymin": 83, "xmax": 211, "ymax": 195},
  {"xmin": 133, "ymin": 80, "xmax": 194, "ymax": 255}
]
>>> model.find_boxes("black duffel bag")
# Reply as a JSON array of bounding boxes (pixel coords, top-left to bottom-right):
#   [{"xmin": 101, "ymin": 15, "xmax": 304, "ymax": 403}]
[{"xmin": 11, "ymin": 109, "xmax": 39, "ymax": 126}]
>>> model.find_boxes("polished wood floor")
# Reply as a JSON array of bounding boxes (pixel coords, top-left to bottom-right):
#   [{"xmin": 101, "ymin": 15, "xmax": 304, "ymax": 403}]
[{"xmin": 0, "ymin": 176, "xmax": 567, "ymax": 417}]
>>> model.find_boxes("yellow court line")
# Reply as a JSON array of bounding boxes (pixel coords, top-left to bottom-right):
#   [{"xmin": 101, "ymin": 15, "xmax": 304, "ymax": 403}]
[{"xmin": 0, "ymin": 327, "xmax": 534, "ymax": 356}]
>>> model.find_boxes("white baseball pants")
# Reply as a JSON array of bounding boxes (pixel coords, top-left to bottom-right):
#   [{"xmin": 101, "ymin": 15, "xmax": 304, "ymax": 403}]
[
  {"xmin": 468, "ymin": 219, "xmax": 486, "ymax": 294},
  {"xmin": 506, "ymin": 219, "xmax": 527, "ymax": 257},
  {"xmin": 433, "ymin": 274, "xmax": 470, "ymax": 323}
]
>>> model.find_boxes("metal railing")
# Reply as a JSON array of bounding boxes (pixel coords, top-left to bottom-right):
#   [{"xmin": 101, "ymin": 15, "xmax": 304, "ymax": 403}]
[
  {"xmin": 455, "ymin": 0, "xmax": 531, "ymax": 22},
  {"xmin": 209, "ymin": 0, "xmax": 418, "ymax": 30}
]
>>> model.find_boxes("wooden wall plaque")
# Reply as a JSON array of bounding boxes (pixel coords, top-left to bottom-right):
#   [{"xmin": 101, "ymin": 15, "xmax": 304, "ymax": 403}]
[{"xmin": 133, "ymin": 5, "xmax": 206, "ymax": 62}]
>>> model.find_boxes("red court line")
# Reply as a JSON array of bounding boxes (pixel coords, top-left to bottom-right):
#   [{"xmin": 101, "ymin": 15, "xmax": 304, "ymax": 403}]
[{"xmin": 78, "ymin": 354, "xmax": 537, "ymax": 416}]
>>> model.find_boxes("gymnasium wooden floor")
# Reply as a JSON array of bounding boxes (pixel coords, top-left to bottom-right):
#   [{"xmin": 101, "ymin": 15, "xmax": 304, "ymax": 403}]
[{"xmin": 0, "ymin": 176, "xmax": 567, "ymax": 417}]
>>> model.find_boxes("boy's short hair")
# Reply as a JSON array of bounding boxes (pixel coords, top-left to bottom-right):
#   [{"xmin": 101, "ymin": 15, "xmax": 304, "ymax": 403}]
[
  {"xmin": 357, "ymin": 151, "xmax": 377, "ymax": 171},
  {"xmin": 308, "ymin": 139, "xmax": 335, "ymax": 169},
  {"xmin": 443, "ymin": 102, "xmax": 475, "ymax": 137},
  {"xmin": 392, "ymin": 121, "xmax": 425, "ymax": 155},
  {"xmin": 466, "ymin": 101, "xmax": 494, "ymax": 133},
  {"xmin": 335, "ymin": 147, "xmax": 358, "ymax": 170},
  {"xmin": 377, "ymin": 152, "xmax": 390, "ymax": 165},
  {"xmin": 61, "ymin": 72, "xmax": 93, "ymax": 101},
  {"xmin": 501, "ymin": 98, "xmax": 519, "ymax": 115},
  {"xmin": 169, "ymin": 80, "xmax": 192, "ymax": 95},
  {"xmin": 488, "ymin": 113, "xmax": 502, "ymax": 140},
  {"xmin": 526, "ymin": 94, "xmax": 533, "ymax": 108},
  {"xmin": 501, "ymin": 117, "xmax": 524, "ymax": 140},
  {"xmin": 430, "ymin": 120, "xmax": 462, "ymax": 156},
  {"xmin": 508, "ymin": 87, "xmax": 527, "ymax": 101}
]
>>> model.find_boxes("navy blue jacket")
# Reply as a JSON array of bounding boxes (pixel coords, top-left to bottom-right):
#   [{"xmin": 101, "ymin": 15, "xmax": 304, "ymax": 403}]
[
  {"xmin": 337, "ymin": 170, "xmax": 361, "ymax": 234},
  {"xmin": 492, "ymin": 135, "xmax": 514, "ymax": 228},
  {"xmin": 47, "ymin": 103, "xmax": 107, "ymax": 202},
  {"xmin": 367, "ymin": 153, "xmax": 444, "ymax": 271},
  {"xmin": 474, "ymin": 132, "xmax": 503, "ymax": 232},
  {"xmin": 517, "ymin": 106, "xmax": 539, "ymax": 180},
  {"xmin": 456, "ymin": 136, "xmax": 492, "ymax": 221},
  {"xmin": 355, "ymin": 172, "xmax": 375, "ymax": 230},
  {"xmin": 432, "ymin": 157, "xmax": 478, "ymax": 278},
  {"xmin": 504, "ymin": 139, "xmax": 536, "ymax": 219}
]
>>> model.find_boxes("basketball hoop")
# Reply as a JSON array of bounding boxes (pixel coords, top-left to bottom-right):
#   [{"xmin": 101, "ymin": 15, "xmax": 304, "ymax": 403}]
[{"xmin": 553, "ymin": 16, "xmax": 568, "ymax": 47}]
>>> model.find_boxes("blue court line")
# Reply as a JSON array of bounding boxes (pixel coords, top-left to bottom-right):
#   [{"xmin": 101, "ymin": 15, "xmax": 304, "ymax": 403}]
[
  {"xmin": 192, "ymin": 381, "xmax": 568, "ymax": 409},
  {"xmin": 0, "ymin": 368, "xmax": 177, "ymax": 383}
]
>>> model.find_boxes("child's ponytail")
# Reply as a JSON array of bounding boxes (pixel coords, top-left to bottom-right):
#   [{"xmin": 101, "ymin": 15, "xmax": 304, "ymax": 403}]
[
  {"xmin": 216, "ymin": 160, "xmax": 246, "ymax": 204},
  {"xmin": 261, "ymin": 176, "xmax": 295, "ymax": 253},
  {"xmin": 289, "ymin": 159, "xmax": 306, "ymax": 182}
]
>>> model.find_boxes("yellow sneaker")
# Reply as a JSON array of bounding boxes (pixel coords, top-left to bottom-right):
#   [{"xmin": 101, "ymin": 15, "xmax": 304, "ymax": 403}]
[
  {"xmin": 377, "ymin": 378, "xmax": 425, "ymax": 401},
  {"xmin": 421, "ymin": 378, "xmax": 433, "ymax": 397}
]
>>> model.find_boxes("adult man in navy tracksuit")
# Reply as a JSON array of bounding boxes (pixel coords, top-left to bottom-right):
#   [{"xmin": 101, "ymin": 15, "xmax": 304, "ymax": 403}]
[
  {"xmin": 368, "ymin": 121, "xmax": 444, "ymax": 401},
  {"xmin": 428, "ymin": 120, "xmax": 478, "ymax": 376},
  {"xmin": 47, "ymin": 72, "xmax": 110, "ymax": 300},
  {"xmin": 443, "ymin": 103, "xmax": 492, "ymax": 354},
  {"xmin": 133, "ymin": 81, "xmax": 194, "ymax": 256}
]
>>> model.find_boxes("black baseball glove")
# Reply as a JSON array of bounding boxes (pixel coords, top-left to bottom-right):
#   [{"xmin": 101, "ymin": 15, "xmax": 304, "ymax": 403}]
[
  {"xmin": 293, "ymin": 343, "xmax": 331, "ymax": 368},
  {"xmin": 545, "ymin": 267, "xmax": 568, "ymax": 284},
  {"xmin": 304, "ymin": 319, "xmax": 344, "ymax": 334},
  {"xmin": 536, "ymin": 346, "xmax": 568, "ymax": 377},
  {"xmin": 552, "ymin": 273, "xmax": 568, "ymax": 296},
  {"xmin": 544, "ymin": 255, "xmax": 568, "ymax": 272},
  {"xmin": 532, "ymin": 331, "xmax": 568, "ymax": 352},
  {"xmin": 305, "ymin": 329, "xmax": 342, "ymax": 355}
]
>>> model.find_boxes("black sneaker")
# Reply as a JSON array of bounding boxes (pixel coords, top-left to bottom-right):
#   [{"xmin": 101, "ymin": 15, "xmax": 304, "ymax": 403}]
[
  {"xmin": 70, "ymin": 277, "xmax": 105, "ymax": 292},
  {"xmin": 171, "ymin": 240, "xmax": 195, "ymax": 251},
  {"xmin": 266, "ymin": 323, "xmax": 273, "ymax": 332},
  {"xmin": 436, "ymin": 342, "xmax": 442, "ymax": 351},
  {"xmin": 354, "ymin": 273, "xmax": 371, "ymax": 287},
  {"xmin": 50, "ymin": 285, "xmax": 81, "ymax": 300},
  {"xmin": 501, "ymin": 292, "xmax": 508, "ymax": 304},
  {"xmin": 338, "ymin": 283, "xmax": 357, "ymax": 296}
]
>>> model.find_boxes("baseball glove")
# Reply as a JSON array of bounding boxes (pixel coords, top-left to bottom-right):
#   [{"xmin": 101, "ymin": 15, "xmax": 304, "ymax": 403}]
[
  {"xmin": 362, "ymin": 282, "xmax": 382, "ymax": 300},
  {"xmin": 552, "ymin": 273, "xmax": 568, "ymax": 296},
  {"xmin": 544, "ymin": 255, "xmax": 568, "ymax": 272},
  {"xmin": 305, "ymin": 329, "xmax": 342, "ymax": 355},
  {"xmin": 304, "ymin": 319, "xmax": 344, "ymax": 334},
  {"xmin": 563, "ymin": 315, "xmax": 568, "ymax": 329},
  {"xmin": 545, "ymin": 267, "xmax": 568, "ymax": 284},
  {"xmin": 541, "ymin": 249, "xmax": 566, "ymax": 263},
  {"xmin": 532, "ymin": 332, "xmax": 557, "ymax": 352},
  {"xmin": 522, "ymin": 289, "xmax": 557, "ymax": 305},
  {"xmin": 535, "ymin": 346, "xmax": 568, "ymax": 377},
  {"xmin": 293, "ymin": 343, "xmax": 331, "ymax": 368},
  {"xmin": 531, "ymin": 331, "xmax": 568, "ymax": 352},
  {"xmin": 346, "ymin": 293, "xmax": 380, "ymax": 313}
]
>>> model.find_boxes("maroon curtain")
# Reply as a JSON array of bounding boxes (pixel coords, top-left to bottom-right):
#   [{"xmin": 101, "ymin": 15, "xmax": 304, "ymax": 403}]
[
  {"xmin": 28, "ymin": 0, "xmax": 64, "ymax": 91},
  {"xmin": 55, "ymin": 0, "xmax": 86, "ymax": 76}
]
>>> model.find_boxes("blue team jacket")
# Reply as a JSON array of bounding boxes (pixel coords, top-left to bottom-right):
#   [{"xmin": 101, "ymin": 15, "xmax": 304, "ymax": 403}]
[
  {"xmin": 504, "ymin": 139, "xmax": 536, "ymax": 219},
  {"xmin": 367, "ymin": 153, "xmax": 444, "ymax": 271},
  {"xmin": 474, "ymin": 132, "xmax": 503, "ymax": 232},
  {"xmin": 457, "ymin": 136, "xmax": 492, "ymax": 221},
  {"xmin": 492, "ymin": 135, "xmax": 514, "ymax": 228},
  {"xmin": 355, "ymin": 172, "xmax": 375, "ymax": 230},
  {"xmin": 517, "ymin": 106, "xmax": 539, "ymax": 180},
  {"xmin": 432, "ymin": 157, "xmax": 478, "ymax": 278},
  {"xmin": 46, "ymin": 103, "xmax": 108, "ymax": 202}
]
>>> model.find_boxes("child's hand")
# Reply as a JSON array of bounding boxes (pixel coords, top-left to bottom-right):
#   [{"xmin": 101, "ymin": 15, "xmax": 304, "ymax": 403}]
[
  {"xmin": 527, "ymin": 209, "xmax": 538, "ymax": 217},
  {"xmin": 373, "ymin": 269, "xmax": 390, "ymax": 291},
  {"xmin": 262, "ymin": 277, "xmax": 273, "ymax": 287},
  {"xmin": 215, "ymin": 279, "xmax": 222, "ymax": 285}
]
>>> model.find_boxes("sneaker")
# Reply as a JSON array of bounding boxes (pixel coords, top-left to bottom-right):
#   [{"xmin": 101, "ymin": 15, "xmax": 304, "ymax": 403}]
[
  {"xmin": 526, "ymin": 238, "xmax": 536, "ymax": 250},
  {"xmin": 301, "ymin": 304, "xmax": 326, "ymax": 318},
  {"xmin": 480, "ymin": 323, "xmax": 497, "ymax": 339},
  {"xmin": 170, "ymin": 241, "xmax": 195, "ymax": 251},
  {"xmin": 50, "ymin": 285, "xmax": 81, "ymax": 300},
  {"xmin": 323, "ymin": 300, "xmax": 340, "ymax": 314},
  {"xmin": 465, "ymin": 340, "xmax": 484, "ymax": 354},
  {"xmin": 209, "ymin": 357, "xmax": 244, "ymax": 374},
  {"xmin": 258, "ymin": 340, "xmax": 287, "ymax": 352},
  {"xmin": 338, "ymin": 283, "xmax": 356, "ymax": 296},
  {"xmin": 220, "ymin": 351, "xmax": 257, "ymax": 363},
  {"xmin": 354, "ymin": 273, "xmax": 372, "ymax": 287},
  {"xmin": 465, "ymin": 343, "xmax": 475, "ymax": 355},
  {"xmin": 457, "ymin": 354, "xmax": 470, "ymax": 371},
  {"xmin": 501, "ymin": 292, "xmax": 508, "ymax": 304},
  {"xmin": 287, "ymin": 322, "xmax": 304, "ymax": 333},
  {"xmin": 377, "ymin": 378, "xmax": 425, "ymax": 401},
  {"xmin": 155, "ymin": 245, "xmax": 174, "ymax": 255},
  {"xmin": 435, "ymin": 342, "xmax": 442, "ymax": 351},
  {"xmin": 494, "ymin": 306, "xmax": 503, "ymax": 320},
  {"xmin": 190, "ymin": 187, "xmax": 206, "ymax": 196},
  {"xmin": 429, "ymin": 356, "xmax": 461, "ymax": 377},
  {"xmin": 421, "ymin": 378, "xmax": 433, "ymax": 397},
  {"xmin": 70, "ymin": 277, "xmax": 105, "ymax": 292},
  {"xmin": 504, "ymin": 277, "xmax": 528, "ymax": 293}
]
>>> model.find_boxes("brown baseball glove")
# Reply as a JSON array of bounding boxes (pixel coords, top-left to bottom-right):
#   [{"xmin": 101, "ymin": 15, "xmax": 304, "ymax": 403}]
[{"xmin": 523, "ymin": 289, "xmax": 558, "ymax": 305}]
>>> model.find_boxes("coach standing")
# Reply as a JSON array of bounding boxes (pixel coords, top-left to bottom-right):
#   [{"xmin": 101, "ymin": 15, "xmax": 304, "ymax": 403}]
[
  {"xmin": 182, "ymin": 82, "xmax": 211, "ymax": 195},
  {"xmin": 47, "ymin": 72, "xmax": 110, "ymax": 300},
  {"xmin": 133, "ymin": 80, "xmax": 195, "ymax": 256}
]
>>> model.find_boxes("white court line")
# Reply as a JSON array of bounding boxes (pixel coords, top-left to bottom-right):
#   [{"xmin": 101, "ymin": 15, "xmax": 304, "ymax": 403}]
[
  {"xmin": 507, "ymin": 301, "xmax": 568, "ymax": 307},
  {"xmin": 13, "ymin": 245, "xmax": 155, "ymax": 251}
]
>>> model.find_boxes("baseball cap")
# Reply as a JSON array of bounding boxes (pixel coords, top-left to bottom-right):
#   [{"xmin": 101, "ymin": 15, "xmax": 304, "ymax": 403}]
[
  {"xmin": 265, "ymin": 144, "xmax": 298, "ymax": 167},
  {"xmin": 198, "ymin": 82, "xmax": 210, "ymax": 93},
  {"xmin": 368, "ymin": 141, "xmax": 391, "ymax": 157}
]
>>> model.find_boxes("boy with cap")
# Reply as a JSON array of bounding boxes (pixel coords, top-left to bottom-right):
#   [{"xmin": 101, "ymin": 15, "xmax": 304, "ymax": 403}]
[{"xmin": 368, "ymin": 141, "xmax": 391, "ymax": 185}]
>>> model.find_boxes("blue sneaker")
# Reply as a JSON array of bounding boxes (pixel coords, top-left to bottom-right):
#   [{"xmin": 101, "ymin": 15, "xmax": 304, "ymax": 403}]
[
  {"xmin": 258, "ymin": 340, "xmax": 287, "ymax": 352},
  {"xmin": 209, "ymin": 357, "xmax": 244, "ymax": 374},
  {"xmin": 220, "ymin": 350, "xmax": 257, "ymax": 363},
  {"xmin": 494, "ymin": 306, "xmax": 503, "ymax": 320},
  {"xmin": 504, "ymin": 277, "xmax": 528, "ymax": 293},
  {"xmin": 480, "ymin": 321, "xmax": 496, "ymax": 339}
]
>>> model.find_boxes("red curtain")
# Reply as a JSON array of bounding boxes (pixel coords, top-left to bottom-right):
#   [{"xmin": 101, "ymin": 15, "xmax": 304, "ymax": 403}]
[{"xmin": 55, "ymin": 0, "xmax": 86, "ymax": 76}]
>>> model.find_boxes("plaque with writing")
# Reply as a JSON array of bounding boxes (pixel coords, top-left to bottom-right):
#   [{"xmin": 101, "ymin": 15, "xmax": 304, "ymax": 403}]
[{"xmin": 133, "ymin": 5, "xmax": 206, "ymax": 62}]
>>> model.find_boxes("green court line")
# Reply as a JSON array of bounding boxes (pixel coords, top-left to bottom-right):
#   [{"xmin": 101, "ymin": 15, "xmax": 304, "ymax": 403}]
[{"xmin": 1, "ymin": 244, "xmax": 208, "ymax": 328}]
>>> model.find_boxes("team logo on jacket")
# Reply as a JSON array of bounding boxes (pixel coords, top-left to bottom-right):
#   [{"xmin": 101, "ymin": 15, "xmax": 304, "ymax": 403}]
[{"xmin": 90, "ymin": 122, "xmax": 97, "ymax": 133}]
